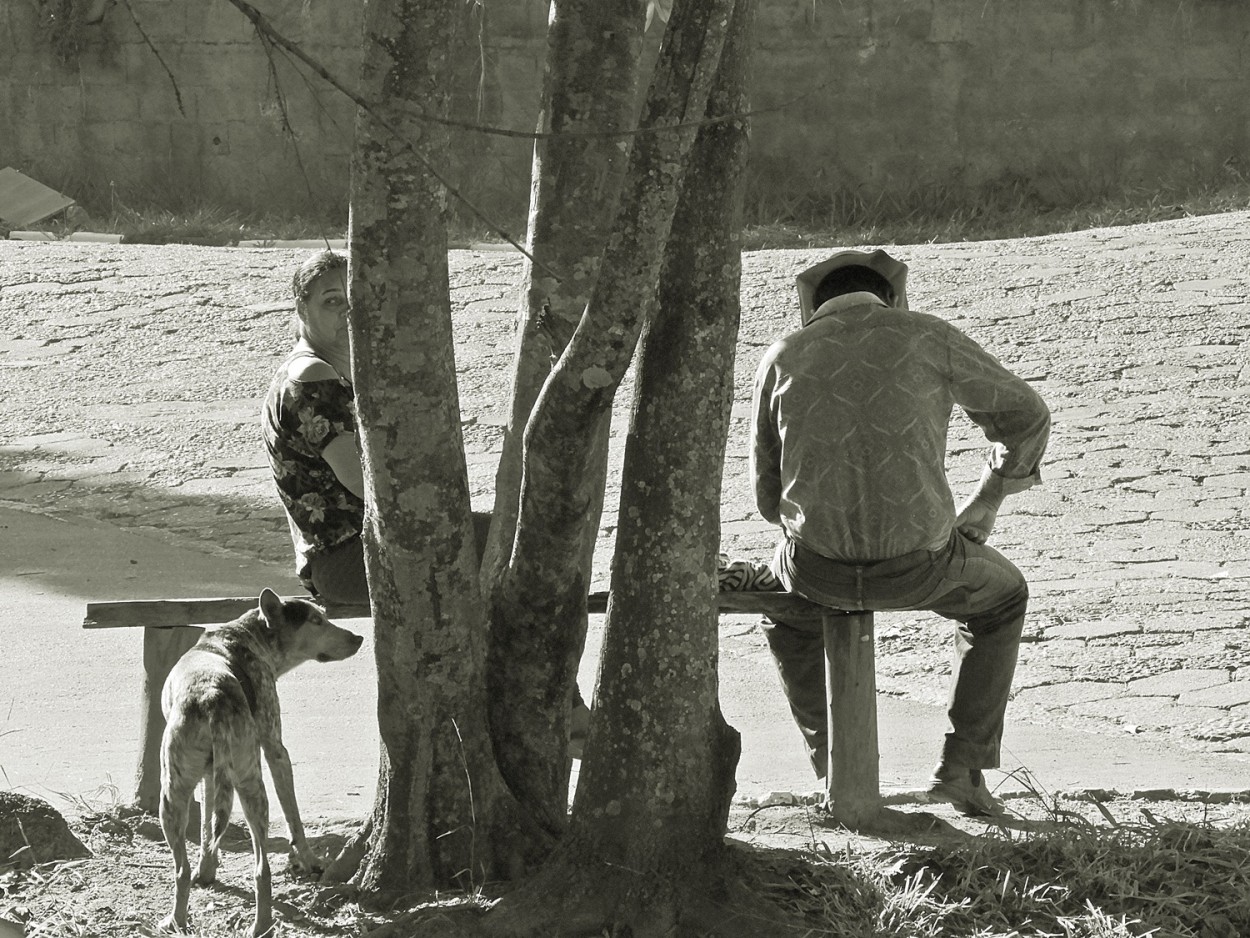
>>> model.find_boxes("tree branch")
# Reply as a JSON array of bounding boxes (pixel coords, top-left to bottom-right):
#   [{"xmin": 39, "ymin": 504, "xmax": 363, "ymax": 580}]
[
  {"xmin": 218, "ymin": 0, "xmax": 552, "ymax": 273},
  {"xmin": 254, "ymin": 31, "xmax": 338, "ymax": 243},
  {"xmin": 220, "ymin": 0, "xmax": 823, "ymax": 144},
  {"xmin": 119, "ymin": 0, "xmax": 184, "ymax": 116}
]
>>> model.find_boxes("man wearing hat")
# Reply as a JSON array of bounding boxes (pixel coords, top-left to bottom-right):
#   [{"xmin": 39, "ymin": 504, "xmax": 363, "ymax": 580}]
[{"xmin": 750, "ymin": 249, "xmax": 1051, "ymax": 815}]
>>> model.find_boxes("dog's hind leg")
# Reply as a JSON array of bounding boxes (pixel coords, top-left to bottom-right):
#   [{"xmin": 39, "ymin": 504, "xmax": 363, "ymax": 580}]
[
  {"xmin": 234, "ymin": 762, "xmax": 274, "ymax": 938},
  {"xmin": 158, "ymin": 746, "xmax": 202, "ymax": 933},
  {"xmin": 194, "ymin": 758, "xmax": 234, "ymax": 886}
]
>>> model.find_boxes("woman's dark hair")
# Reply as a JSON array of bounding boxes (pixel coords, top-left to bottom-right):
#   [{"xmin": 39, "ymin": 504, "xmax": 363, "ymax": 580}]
[
  {"xmin": 292, "ymin": 250, "xmax": 348, "ymax": 304},
  {"xmin": 812, "ymin": 265, "xmax": 895, "ymax": 309}
]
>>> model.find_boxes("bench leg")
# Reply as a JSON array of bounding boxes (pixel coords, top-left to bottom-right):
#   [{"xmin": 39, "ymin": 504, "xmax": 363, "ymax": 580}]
[
  {"xmin": 134, "ymin": 625, "xmax": 203, "ymax": 814},
  {"xmin": 823, "ymin": 611, "xmax": 881, "ymax": 824}
]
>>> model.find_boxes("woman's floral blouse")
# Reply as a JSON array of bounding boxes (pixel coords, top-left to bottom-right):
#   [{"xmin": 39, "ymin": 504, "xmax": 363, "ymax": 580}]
[{"xmin": 263, "ymin": 353, "xmax": 365, "ymax": 578}]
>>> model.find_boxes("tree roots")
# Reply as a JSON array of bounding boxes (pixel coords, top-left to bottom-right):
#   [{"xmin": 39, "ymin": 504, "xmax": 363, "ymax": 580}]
[{"xmin": 466, "ymin": 843, "xmax": 819, "ymax": 938}]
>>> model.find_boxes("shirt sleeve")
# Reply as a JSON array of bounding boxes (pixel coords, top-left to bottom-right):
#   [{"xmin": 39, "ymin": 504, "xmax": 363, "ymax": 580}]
[
  {"xmin": 943, "ymin": 323, "xmax": 1051, "ymax": 490},
  {"xmin": 750, "ymin": 349, "xmax": 785, "ymax": 525},
  {"xmin": 286, "ymin": 378, "xmax": 356, "ymax": 456}
]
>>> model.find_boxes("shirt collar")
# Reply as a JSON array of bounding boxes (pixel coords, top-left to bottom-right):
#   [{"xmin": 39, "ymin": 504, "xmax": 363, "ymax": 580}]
[{"xmin": 806, "ymin": 291, "xmax": 888, "ymax": 325}]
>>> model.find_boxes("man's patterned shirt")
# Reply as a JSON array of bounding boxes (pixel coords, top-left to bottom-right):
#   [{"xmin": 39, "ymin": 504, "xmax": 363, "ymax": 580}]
[{"xmin": 751, "ymin": 292, "xmax": 1051, "ymax": 562}]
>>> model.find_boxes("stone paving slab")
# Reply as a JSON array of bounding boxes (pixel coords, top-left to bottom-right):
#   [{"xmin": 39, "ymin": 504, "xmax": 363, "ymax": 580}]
[
  {"xmin": 1129, "ymin": 668, "xmax": 1230, "ymax": 694},
  {"xmin": 3, "ymin": 216, "xmax": 1250, "ymax": 769},
  {"xmin": 1183, "ymin": 683, "xmax": 1250, "ymax": 708}
]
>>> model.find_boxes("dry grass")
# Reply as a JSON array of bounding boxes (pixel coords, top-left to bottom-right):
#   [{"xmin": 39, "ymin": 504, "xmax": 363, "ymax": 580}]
[
  {"xmin": 867, "ymin": 814, "xmax": 1250, "ymax": 937},
  {"xmin": 12, "ymin": 170, "xmax": 1250, "ymax": 255},
  {"xmin": 739, "ymin": 178, "xmax": 1250, "ymax": 250},
  {"xmin": 729, "ymin": 782, "xmax": 1250, "ymax": 938},
  {"xmin": 1, "ymin": 791, "xmax": 1247, "ymax": 937},
  {"xmin": 105, "ymin": 205, "xmax": 339, "ymax": 246}
]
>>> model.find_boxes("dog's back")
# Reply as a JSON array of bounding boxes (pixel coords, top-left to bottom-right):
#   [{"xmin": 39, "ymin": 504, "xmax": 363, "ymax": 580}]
[
  {"xmin": 157, "ymin": 589, "xmax": 362, "ymax": 937},
  {"xmin": 160, "ymin": 612, "xmax": 276, "ymax": 830},
  {"xmin": 160, "ymin": 639, "xmax": 256, "ymax": 804}
]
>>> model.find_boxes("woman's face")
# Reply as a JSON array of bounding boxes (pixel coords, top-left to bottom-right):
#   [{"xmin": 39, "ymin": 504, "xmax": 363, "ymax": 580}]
[{"xmin": 299, "ymin": 269, "xmax": 349, "ymax": 350}]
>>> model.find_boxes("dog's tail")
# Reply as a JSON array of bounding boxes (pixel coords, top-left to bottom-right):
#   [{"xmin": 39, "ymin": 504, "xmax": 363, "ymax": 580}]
[{"xmin": 202, "ymin": 712, "xmax": 236, "ymax": 842}]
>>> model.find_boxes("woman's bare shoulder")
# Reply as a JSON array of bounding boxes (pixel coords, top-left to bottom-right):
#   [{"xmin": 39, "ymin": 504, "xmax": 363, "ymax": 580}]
[{"xmin": 287, "ymin": 354, "xmax": 339, "ymax": 383}]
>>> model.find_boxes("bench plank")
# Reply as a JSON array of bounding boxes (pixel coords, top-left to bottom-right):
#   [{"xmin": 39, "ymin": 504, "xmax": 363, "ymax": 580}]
[
  {"xmin": 83, "ymin": 597, "xmax": 368, "ymax": 629},
  {"xmin": 91, "ymin": 588, "xmax": 881, "ymax": 824},
  {"xmin": 84, "ymin": 589, "xmax": 835, "ymax": 629}
]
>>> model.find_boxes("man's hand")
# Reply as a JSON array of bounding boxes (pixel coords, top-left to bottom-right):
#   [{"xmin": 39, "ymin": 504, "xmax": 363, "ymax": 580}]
[
  {"xmin": 955, "ymin": 496, "xmax": 998, "ymax": 545},
  {"xmin": 957, "ymin": 465, "xmax": 1019, "ymax": 545}
]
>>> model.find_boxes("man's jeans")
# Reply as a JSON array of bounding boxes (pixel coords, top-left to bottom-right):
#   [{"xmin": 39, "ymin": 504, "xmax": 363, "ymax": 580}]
[{"xmin": 765, "ymin": 529, "xmax": 1028, "ymax": 778}]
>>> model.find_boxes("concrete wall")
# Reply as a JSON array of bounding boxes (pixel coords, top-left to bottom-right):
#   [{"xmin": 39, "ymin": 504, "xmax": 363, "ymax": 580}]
[
  {"xmin": 749, "ymin": 0, "xmax": 1250, "ymax": 219},
  {"xmin": 2, "ymin": 1, "xmax": 363, "ymax": 217},
  {"xmin": 1, "ymin": 0, "xmax": 1247, "ymax": 225}
]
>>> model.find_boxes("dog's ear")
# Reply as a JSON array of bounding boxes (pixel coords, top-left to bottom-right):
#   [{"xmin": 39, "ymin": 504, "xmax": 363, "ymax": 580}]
[{"xmin": 259, "ymin": 588, "xmax": 285, "ymax": 628}]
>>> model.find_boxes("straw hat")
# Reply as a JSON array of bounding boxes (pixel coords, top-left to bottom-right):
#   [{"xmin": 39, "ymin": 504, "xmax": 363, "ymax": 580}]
[{"xmin": 794, "ymin": 249, "xmax": 909, "ymax": 324}]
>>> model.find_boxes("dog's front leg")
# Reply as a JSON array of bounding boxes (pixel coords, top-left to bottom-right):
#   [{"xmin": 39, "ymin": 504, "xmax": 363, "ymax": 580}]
[{"xmin": 261, "ymin": 736, "xmax": 322, "ymax": 874}]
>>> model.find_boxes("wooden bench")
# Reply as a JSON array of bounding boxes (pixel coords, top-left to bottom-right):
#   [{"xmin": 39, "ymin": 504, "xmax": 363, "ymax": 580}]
[{"xmin": 83, "ymin": 591, "xmax": 879, "ymax": 824}]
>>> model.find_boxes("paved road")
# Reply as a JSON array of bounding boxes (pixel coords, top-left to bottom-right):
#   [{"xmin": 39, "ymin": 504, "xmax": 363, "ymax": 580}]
[
  {"xmin": 3, "ymin": 217, "xmax": 1250, "ymax": 815},
  {"xmin": 4, "ymin": 504, "xmax": 1245, "ymax": 822}
]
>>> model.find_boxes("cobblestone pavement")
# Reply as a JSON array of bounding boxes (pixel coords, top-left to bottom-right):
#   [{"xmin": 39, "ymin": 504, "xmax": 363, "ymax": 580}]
[{"xmin": 3, "ymin": 214, "xmax": 1250, "ymax": 771}]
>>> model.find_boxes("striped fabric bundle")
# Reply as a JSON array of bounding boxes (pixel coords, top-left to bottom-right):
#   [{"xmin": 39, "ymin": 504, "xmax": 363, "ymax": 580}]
[{"xmin": 717, "ymin": 553, "xmax": 780, "ymax": 592}]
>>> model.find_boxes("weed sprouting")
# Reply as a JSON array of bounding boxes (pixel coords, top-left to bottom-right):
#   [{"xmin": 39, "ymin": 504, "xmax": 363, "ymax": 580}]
[{"xmin": 0, "ymin": 701, "xmax": 17, "ymax": 789}]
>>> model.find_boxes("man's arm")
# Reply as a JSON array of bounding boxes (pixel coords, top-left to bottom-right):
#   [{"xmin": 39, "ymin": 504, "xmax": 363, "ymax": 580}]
[
  {"xmin": 945, "ymin": 325, "xmax": 1052, "ymax": 542},
  {"xmin": 750, "ymin": 354, "xmax": 784, "ymax": 525}
]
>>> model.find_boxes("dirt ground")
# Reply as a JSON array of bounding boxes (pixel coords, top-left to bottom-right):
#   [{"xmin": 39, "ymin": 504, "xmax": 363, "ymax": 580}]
[{"xmin": 2, "ymin": 791, "xmax": 1246, "ymax": 937}]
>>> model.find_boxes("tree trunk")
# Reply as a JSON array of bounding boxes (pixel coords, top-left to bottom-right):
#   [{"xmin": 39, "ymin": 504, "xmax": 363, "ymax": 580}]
[
  {"xmin": 478, "ymin": 2, "xmax": 783, "ymax": 933},
  {"xmin": 346, "ymin": 0, "xmax": 535, "ymax": 897},
  {"xmin": 482, "ymin": 0, "xmax": 647, "ymax": 583},
  {"xmin": 484, "ymin": 0, "xmax": 733, "ymax": 841},
  {"xmin": 569, "ymin": 0, "xmax": 753, "ymax": 865},
  {"xmin": 483, "ymin": 0, "xmax": 647, "ymax": 830}
]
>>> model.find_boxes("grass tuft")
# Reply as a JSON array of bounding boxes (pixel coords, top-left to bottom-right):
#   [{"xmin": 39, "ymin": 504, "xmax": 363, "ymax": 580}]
[
  {"xmin": 739, "ymin": 178, "xmax": 1250, "ymax": 250},
  {"xmin": 780, "ymin": 810, "xmax": 1250, "ymax": 937},
  {"xmin": 1, "ymin": 702, "xmax": 17, "ymax": 789},
  {"xmin": 18, "ymin": 173, "xmax": 1250, "ymax": 251},
  {"xmin": 104, "ymin": 204, "xmax": 342, "ymax": 246}
]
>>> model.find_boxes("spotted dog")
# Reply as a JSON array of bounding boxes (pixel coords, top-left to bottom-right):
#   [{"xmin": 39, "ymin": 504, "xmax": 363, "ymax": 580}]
[{"xmin": 157, "ymin": 589, "xmax": 363, "ymax": 937}]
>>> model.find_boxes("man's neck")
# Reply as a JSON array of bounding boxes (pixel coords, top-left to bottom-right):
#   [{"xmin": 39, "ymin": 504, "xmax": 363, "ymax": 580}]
[{"xmin": 808, "ymin": 291, "xmax": 887, "ymax": 323}]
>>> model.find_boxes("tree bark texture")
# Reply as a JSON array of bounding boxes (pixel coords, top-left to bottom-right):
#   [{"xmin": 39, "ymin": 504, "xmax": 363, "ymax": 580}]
[
  {"xmin": 567, "ymin": 0, "xmax": 753, "ymax": 880},
  {"xmin": 482, "ymin": 0, "xmax": 647, "ymax": 831},
  {"xmin": 347, "ymin": 0, "xmax": 531, "ymax": 895},
  {"xmin": 482, "ymin": 0, "xmax": 647, "ymax": 588},
  {"xmin": 486, "ymin": 0, "xmax": 735, "ymax": 836},
  {"xmin": 481, "ymin": 1, "xmax": 761, "ymax": 933}
]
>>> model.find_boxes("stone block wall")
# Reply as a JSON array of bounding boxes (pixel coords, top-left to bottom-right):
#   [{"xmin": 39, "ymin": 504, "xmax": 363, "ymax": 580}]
[
  {"xmin": 2, "ymin": 0, "xmax": 366, "ymax": 217},
  {"xmin": 744, "ymin": 0, "xmax": 1249, "ymax": 220},
  {"xmin": 0, "ymin": 0, "xmax": 1246, "ymax": 226}
]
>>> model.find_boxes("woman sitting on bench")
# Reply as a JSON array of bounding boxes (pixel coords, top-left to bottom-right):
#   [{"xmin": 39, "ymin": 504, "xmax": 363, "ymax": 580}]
[{"xmin": 262, "ymin": 250, "xmax": 369, "ymax": 605}]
